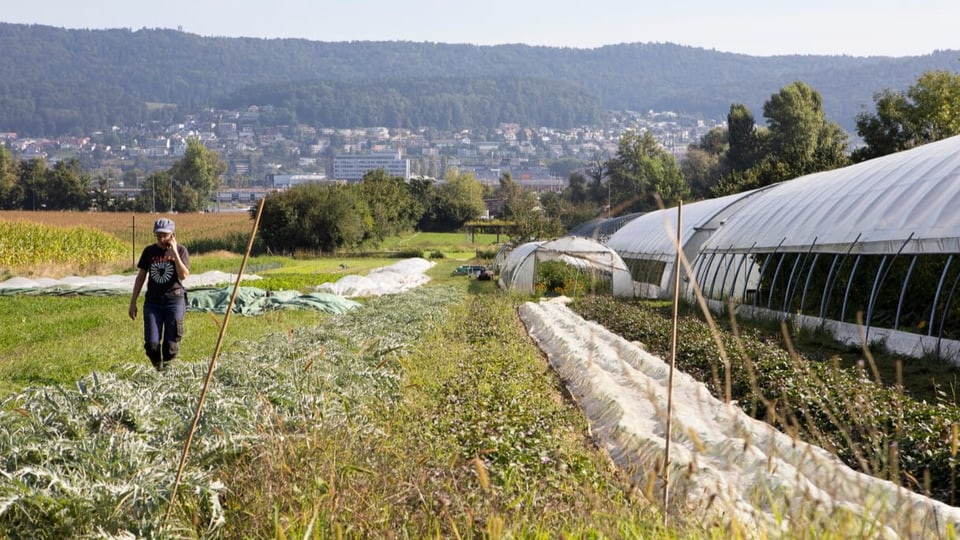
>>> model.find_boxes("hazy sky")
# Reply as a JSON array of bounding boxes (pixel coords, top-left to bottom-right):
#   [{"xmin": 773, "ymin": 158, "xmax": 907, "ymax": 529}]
[{"xmin": 4, "ymin": 0, "xmax": 959, "ymax": 57}]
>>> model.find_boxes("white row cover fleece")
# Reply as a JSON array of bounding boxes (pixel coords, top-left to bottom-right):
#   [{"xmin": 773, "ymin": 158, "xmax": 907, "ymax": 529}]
[{"xmin": 519, "ymin": 296, "xmax": 960, "ymax": 538}]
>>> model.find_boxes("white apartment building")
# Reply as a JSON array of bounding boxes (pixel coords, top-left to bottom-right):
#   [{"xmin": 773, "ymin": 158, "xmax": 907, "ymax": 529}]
[{"xmin": 333, "ymin": 150, "xmax": 411, "ymax": 182}]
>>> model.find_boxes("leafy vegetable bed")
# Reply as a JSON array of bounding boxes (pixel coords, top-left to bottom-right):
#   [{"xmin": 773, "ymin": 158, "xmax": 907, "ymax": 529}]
[{"xmin": 0, "ymin": 285, "xmax": 457, "ymax": 537}]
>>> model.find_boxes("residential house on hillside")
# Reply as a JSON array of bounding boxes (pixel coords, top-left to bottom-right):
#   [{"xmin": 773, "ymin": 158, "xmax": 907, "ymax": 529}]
[{"xmin": 332, "ymin": 150, "xmax": 411, "ymax": 182}]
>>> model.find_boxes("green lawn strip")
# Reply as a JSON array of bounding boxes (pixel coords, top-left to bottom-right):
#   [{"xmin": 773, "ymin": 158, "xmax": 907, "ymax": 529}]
[
  {"xmin": 399, "ymin": 290, "xmax": 665, "ymax": 536},
  {"xmin": 381, "ymin": 231, "xmax": 501, "ymax": 251},
  {"xmin": 0, "ymin": 294, "xmax": 330, "ymax": 399},
  {"xmin": 0, "ymin": 253, "xmax": 469, "ymax": 400}
]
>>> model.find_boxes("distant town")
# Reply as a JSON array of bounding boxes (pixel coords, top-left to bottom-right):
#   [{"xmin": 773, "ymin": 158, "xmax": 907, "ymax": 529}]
[{"xmin": 1, "ymin": 106, "xmax": 722, "ymax": 202}]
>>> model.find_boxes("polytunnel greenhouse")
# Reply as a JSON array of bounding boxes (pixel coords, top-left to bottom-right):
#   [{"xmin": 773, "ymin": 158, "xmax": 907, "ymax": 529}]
[
  {"xmin": 605, "ymin": 190, "xmax": 772, "ymax": 298},
  {"xmin": 497, "ymin": 236, "xmax": 633, "ymax": 296},
  {"xmin": 605, "ymin": 134, "xmax": 960, "ymax": 361}
]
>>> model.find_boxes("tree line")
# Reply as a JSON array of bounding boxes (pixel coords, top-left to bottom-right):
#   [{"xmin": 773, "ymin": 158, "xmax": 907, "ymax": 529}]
[
  {"xmin": 0, "ymin": 139, "xmax": 226, "ymax": 213},
  {"xmin": 260, "ymin": 69, "xmax": 960, "ymax": 253},
  {"xmin": 681, "ymin": 71, "xmax": 960, "ymax": 198}
]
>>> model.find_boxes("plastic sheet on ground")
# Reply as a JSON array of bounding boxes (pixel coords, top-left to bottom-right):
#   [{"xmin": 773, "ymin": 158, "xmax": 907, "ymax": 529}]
[
  {"xmin": 316, "ymin": 257, "xmax": 435, "ymax": 298},
  {"xmin": 187, "ymin": 286, "xmax": 360, "ymax": 315},
  {"xmin": 0, "ymin": 258, "xmax": 434, "ymax": 313},
  {"xmin": 0, "ymin": 271, "xmax": 259, "ymax": 296},
  {"xmin": 518, "ymin": 296, "xmax": 960, "ymax": 538}
]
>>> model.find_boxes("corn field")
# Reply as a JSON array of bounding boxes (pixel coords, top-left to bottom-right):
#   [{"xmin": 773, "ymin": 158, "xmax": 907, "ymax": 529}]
[
  {"xmin": 0, "ymin": 221, "xmax": 128, "ymax": 274},
  {"xmin": 0, "ymin": 211, "xmax": 254, "ymax": 276}
]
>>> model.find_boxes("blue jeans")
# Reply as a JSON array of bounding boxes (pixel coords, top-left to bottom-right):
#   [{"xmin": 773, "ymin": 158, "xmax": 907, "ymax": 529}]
[{"xmin": 143, "ymin": 298, "xmax": 185, "ymax": 371}]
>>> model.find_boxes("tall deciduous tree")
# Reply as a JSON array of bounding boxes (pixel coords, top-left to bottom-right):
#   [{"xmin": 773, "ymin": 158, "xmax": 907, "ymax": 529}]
[
  {"xmin": 763, "ymin": 81, "xmax": 848, "ymax": 177},
  {"xmin": 495, "ymin": 172, "xmax": 564, "ymax": 242},
  {"xmin": 852, "ymin": 89, "xmax": 914, "ymax": 161},
  {"xmin": 853, "ymin": 70, "xmax": 960, "ymax": 162},
  {"xmin": 563, "ymin": 171, "xmax": 591, "ymax": 206},
  {"xmin": 713, "ymin": 81, "xmax": 848, "ymax": 196},
  {"xmin": 257, "ymin": 182, "xmax": 372, "ymax": 253},
  {"xmin": 539, "ymin": 189, "xmax": 597, "ymax": 231},
  {"xmin": 607, "ymin": 130, "xmax": 688, "ymax": 213},
  {"xmin": 0, "ymin": 147, "xmax": 21, "ymax": 209},
  {"xmin": 18, "ymin": 158, "xmax": 48, "ymax": 211},
  {"xmin": 358, "ymin": 168, "xmax": 423, "ymax": 242},
  {"xmin": 167, "ymin": 138, "xmax": 226, "ymax": 212},
  {"xmin": 134, "ymin": 171, "xmax": 171, "ymax": 213},
  {"xmin": 909, "ymin": 70, "xmax": 960, "ymax": 141},
  {"xmin": 726, "ymin": 104, "xmax": 760, "ymax": 173},
  {"xmin": 681, "ymin": 126, "xmax": 728, "ymax": 199},
  {"xmin": 584, "ymin": 151, "xmax": 609, "ymax": 205},
  {"xmin": 681, "ymin": 146, "xmax": 723, "ymax": 199},
  {"xmin": 45, "ymin": 158, "xmax": 92, "ymax": 210},
  {"xmin": 433, "ymin": 170, "xmax": 487, "ymax": 230},
  {"xmin": 494, "ymin": 172, "xmax": 525, "ymax": 222},
  {"xmin": 408, "ymin": 176, "xmax": 439, "ymax": 230}
]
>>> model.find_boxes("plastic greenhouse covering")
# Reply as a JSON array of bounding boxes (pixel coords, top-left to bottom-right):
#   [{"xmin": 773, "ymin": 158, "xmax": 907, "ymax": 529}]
[
  {"xmin": 604, "ymin": 189, "xmax": 770, "ymax": 297},
  {"xmin": 566, "ymin": 212, "xmax": 645, "ymax": 244},
  {"xmin": 498, "ymin": 236, "xmax": 633, "ymax": 296},
  {"xmin": 701, "ymin": 135, "xmax": 960, "ymax": 255}
]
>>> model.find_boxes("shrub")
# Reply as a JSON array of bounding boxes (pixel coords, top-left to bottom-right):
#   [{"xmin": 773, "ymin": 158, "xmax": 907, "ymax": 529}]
[{"xmin": 392, "ymin": 248, "xmax": 424, "ymax": 259}]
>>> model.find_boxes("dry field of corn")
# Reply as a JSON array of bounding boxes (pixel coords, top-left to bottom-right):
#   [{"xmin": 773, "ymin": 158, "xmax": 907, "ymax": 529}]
[
  {"xmin": 0, "ymin": 210, "xmax": 253, "ymax": 277},
  {"xmin": 0, "ymin": 210, "xmax": 252, "ymax": 245}
]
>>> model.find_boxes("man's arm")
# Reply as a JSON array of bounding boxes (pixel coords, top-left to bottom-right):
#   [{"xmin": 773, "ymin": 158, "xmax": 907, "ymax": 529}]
[{"xmin": 129, "ymin": 268, "xmax": 147, "ymax": 319}]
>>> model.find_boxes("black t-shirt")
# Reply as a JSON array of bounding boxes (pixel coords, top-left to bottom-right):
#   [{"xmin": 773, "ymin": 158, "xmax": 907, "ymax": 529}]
[{"xmin": 137, "ymin": 243, "xmax": 190, "ymax": 302}]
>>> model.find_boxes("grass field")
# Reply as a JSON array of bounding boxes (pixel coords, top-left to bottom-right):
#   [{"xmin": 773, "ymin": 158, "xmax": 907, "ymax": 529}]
[
  {"xmin": 0, "ymin": 210, "xmax": 503, "ymax": 279},
  {"xmin": 0, "ymin": 211, "xmax": 501, "ymax": 398}
]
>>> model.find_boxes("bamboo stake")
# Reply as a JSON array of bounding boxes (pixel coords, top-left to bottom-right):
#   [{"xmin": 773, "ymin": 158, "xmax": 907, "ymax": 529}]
[
  {"xmin": 163, "ymin": 199, "xmax": 266, "ymax": 525},
  {"xmin": 131, "ymin": 214, "xmax": 136, "ymax": 268},
  {"xmin": 662, "ymin": 200, "xmax": 682, "ymax": 525}
]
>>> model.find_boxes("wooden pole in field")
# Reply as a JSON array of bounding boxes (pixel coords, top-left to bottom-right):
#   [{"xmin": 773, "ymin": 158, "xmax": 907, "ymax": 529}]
[
  {"xmin": 162, "ymin": 197, "xmax": 266, "ymax": 526},
  {"xmin": 662, "ymin": 200, "xmax": 682, "ymax": 525},
  {"xmin": 132, "ymin": 214, "xmax": 136, "ymax": 268}
]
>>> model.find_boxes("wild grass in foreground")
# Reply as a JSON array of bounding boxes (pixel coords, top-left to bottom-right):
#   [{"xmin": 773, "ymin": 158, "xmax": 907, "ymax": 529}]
[{"xmin": 0, "ymin": 285, "xmax": 445, "ymax": 536}]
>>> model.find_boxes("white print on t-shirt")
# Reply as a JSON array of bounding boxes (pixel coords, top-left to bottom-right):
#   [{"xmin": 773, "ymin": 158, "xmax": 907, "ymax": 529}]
[{"xmin": 149, "ymin": 259, "xmax": 175, "ymax": 284}]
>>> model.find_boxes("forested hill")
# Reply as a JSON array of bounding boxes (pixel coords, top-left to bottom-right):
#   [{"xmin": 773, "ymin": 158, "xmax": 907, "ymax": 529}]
[{"xmin": 1, "ymin": 22, "xmax": 958, "ymax": 136}]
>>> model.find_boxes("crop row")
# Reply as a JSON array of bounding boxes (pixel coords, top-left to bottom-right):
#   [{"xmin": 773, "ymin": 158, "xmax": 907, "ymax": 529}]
[
  {"xmin": 0, "ymin": 284, "xmax": 460, "ymax": 537},
  {"xmin": 0, "ymin": 221, "xmax": 128, "ymax": 272}
]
